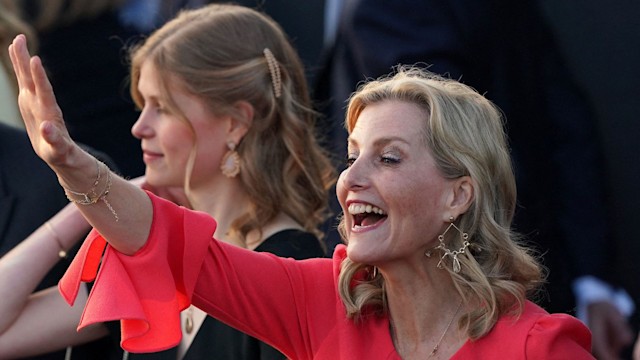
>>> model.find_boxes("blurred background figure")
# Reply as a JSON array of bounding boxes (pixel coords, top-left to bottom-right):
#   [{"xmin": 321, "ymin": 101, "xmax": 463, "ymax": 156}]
[{"xmin": 313, "ymin": 0, "xmax": 638, "ymax": 359}]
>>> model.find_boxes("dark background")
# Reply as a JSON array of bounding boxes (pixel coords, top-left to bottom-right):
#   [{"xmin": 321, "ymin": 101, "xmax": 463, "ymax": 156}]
[{"xmin": 540, "ymin": 0, "xmax": 640, "ymax": 323}]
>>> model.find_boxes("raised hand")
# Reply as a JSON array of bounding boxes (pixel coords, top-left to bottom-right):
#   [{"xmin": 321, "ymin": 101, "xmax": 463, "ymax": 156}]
[
  {"xmin": 8, "ymin": 34, "xmax": 78, "ymax": 168},
  {"xmin": 8, "ymin": 33, "xmax": 153, "ymax": 253}
]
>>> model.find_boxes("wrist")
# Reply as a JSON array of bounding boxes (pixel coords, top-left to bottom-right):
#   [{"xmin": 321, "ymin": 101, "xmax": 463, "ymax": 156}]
[
  {"xmin": 44, "ymin": 221, "xmax": 67, "ymax": 259},
  {"xmin": 45, "ymin": 203, "xmax": 92, "ymax": 257},
  {"xmin": 58, "ymin": 156, "xmax": 119, "ymax": 222}
]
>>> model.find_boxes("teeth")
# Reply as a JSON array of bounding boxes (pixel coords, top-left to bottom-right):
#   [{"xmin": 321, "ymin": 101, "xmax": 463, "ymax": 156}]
[{"xmin": 348, "ymin": 203, "xmax": 386, "ymax": 215}]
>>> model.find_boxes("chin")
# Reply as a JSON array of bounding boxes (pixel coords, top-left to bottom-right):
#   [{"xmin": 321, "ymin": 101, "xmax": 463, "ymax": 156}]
[{"xmin": 345, "ymin": 241, "xmax": 380, "ymax": 265}]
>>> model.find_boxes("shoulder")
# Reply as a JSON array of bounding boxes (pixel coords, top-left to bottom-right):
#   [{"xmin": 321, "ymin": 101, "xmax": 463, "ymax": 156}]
[
  {"xmin": 518, "ymin": 302, "xmax": 593, "ymax": 359},
  {"xmin": 255, "ymin": 229, "xmax": 326, "ymax": 260},
  {"xmin": 457, "ymin": 301, "xmax": 593, "ymax": 359}
]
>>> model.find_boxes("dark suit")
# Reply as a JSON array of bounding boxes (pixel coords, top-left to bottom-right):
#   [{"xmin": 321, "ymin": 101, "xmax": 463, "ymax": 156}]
[{"xmin": 315, "ymin": 0, "xmax": 613, "ymax": 314}]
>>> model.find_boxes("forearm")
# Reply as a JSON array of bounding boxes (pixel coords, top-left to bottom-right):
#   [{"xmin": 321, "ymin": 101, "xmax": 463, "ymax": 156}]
[
  {"xmin": 0, "ymin": 203, "xmax": 88, "ymax": 333},
  {"xmin": 56, "ymin": 147, "xmax": 152, "ymax": 254},
  {"xmin": 0, "ymin": 286, "xmax": 109, "ymax": 357}
]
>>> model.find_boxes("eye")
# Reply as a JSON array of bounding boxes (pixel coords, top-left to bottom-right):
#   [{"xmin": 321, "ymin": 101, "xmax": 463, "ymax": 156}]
[
  {"xmin": 380, "ymin": 154, "xmax": 400, "ymax": 165},
  {"xmin": 156, "ymin": 105, "xmax": 168, "ymax": 115},
  {"xmin": 345, "ymin": 155, "xmax": 357, "ymax": 168}
]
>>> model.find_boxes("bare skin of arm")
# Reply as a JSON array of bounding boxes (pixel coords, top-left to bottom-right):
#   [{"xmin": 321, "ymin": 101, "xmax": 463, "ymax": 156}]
[
  {"xmin": 8, "ymin": 34, "xmax": 152, "ymax": 254},
  {"xmin": 0, "ymin": 204, "xmax": 108, "ymax": 357}
]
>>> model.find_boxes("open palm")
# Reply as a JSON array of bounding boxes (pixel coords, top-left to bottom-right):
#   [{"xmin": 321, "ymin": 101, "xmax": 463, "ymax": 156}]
[{"xmin": 8, "ymin": 34, "xmax": 76, "ymax": 167}]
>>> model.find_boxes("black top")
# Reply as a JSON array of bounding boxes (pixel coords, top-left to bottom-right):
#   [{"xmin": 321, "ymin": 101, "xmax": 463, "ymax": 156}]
[{"xmin": 105, "ymin": 229, "xmax": 326, "ymax": 360}]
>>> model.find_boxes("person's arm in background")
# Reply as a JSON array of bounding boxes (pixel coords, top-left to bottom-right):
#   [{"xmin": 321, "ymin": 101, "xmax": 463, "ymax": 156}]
[
  {"xmin": 0, "ymin": 173, "xmax": 185, "ymax": 358},
  {"xmin": 0, "ymin": 203, "xmax": 108, "ymax": 357}
]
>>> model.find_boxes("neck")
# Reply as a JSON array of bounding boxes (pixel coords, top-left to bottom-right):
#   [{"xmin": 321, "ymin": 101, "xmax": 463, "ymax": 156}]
[
  {"xmin": 244, "ymin": 212, "xmax": 304, "ymax": 250},
  {"xmin": 189, "ymin": 177, "xmax": 250, "ymax": 247},
  {"xmin": 188, "ymin": 177, "xmax": 304, "ymax": 249},
  {"xmin": 383, "ymin": 264, "xmax": 466, "ymax": 359}
]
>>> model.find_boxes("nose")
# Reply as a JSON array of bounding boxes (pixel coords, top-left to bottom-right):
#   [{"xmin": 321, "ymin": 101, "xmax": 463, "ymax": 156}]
[
  {"xmin": 339, "ymin": 157, "xmax": 370, "ymax": 191},
  {"xmin": 131, "ymin": 108, "xmax": 153, "ymax": 139}
]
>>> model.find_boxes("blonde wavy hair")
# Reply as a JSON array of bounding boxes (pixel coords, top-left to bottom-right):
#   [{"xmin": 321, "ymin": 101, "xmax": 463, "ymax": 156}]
[
  {"xmin": 128, "ymin": 4, "xmax": 335, "ymax": 241},
  {"xmin": 337, "ymin": 67, "xmax": 543, "ymax": 339}
]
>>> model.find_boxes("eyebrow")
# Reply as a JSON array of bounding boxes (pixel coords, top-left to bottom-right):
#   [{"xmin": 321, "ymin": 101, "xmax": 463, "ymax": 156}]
[
  {"xmin": 138, "ymin": 92, "xmax": 162, "ymax": 106},
  {"xmin": 347, "ymin": 136, "xmax": 410, "ymax": 148}
]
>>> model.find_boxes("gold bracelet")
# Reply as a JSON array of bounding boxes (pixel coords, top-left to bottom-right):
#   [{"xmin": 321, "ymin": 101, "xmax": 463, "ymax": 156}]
[
  {"xmin": 63, "ymin": 159, "xmax": 102, "ymax": 205},
  {"xmin": 100, "ymin": 170, "xmax": 119, "ymax": 222},
  {"xmin": 45, "ymin": 221, "xmax": 67, "ymax": 259},
  {"xmin": 63, "ymin": 160, "xmax": 119, "ymax": 221}
]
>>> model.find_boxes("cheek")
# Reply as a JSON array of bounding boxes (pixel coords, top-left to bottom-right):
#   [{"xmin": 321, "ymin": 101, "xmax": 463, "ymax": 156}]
[
  {"xmin": 336, "ymin": 171, "xmax": 348, "ymax": 208},
  {"xmin": 392, "ymin": 176, "xmax": 443, "ymax": 216},
  {"xmin": 161, "ymin": 125, "xmax": 193, "ymax": 161}
]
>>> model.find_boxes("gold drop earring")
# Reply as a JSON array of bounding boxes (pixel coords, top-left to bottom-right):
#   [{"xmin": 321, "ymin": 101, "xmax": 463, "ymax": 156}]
[
  {"xmin": 220, "ymin": 141, "xmax": 241, "ymax": 178},
  {"xmin": 425, "ymin": 216, "xmax": 471, "ymax": 273}
]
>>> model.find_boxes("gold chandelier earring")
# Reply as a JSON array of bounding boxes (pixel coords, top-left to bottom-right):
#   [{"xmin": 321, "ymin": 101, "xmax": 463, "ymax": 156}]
[
  {"xmin": 220, "ymin": 141, "xmax": 241, "ymax": 178},
  {"xmin": 425, "ymin": 216, "xmax": 471, "ymax": 273}
]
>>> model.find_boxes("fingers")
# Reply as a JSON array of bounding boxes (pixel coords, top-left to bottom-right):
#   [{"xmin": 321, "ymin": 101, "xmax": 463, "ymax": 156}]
[
  {"xmin": 7, "ymin": 34, "xmax": 73, "ymax": 164},
  {"xmin": 9, "ymin": 35, "xmax": 35, "ymax": 92},
  {"xmin": 30, "ymin": 56, "xmax": 60, "ymax": 111}
]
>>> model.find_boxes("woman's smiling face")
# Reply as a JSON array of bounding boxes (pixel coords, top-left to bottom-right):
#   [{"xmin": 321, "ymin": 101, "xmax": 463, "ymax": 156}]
[
  {"xmin": 131, "ymin": 61, "xmax": 229, "ymax": 188},
  {"xmin": 337, "ymin": 100, "xmax": 455, "ymax": 266}
]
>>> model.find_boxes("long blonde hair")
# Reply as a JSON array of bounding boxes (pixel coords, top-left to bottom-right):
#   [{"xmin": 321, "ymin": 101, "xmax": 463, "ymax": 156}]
[
  {"xmin": 338, "ymin": 67, "xmax": 543, "ymax": 339},
  {"xmin": 129, "ymin": 4, "xmax": 335, "ymax": 241}
]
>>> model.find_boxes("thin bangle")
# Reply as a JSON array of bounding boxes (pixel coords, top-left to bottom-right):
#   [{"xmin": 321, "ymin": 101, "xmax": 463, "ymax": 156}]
[
  {"xmin": 63, "ymin": 160, "xmax": 119, "ymax": 222},
  {"xmin": 63, "ymin": 158, "xmax": 102, "ymax": 205},
  {"xmin": 45, "ymin": 221, "xmax": 67, "ymax": 259}
]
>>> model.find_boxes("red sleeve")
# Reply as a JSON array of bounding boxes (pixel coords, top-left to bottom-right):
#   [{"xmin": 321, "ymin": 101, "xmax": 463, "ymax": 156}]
[
  {"xmin": 58, "ymin": 191, "xmax": 217, "ymax": 353},
  {"xmin": 188, "ymin": 237, "xmax": 338, "ymax": 359},
  {"xmin": 525, "ymin": 313, "xmax": 594, "ymax": 359}
]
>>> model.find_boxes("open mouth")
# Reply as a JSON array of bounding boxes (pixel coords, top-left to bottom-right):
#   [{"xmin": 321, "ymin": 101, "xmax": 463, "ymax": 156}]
[{"xmin": 348, "ymin": 203, "xmax": 388, "ymax": 228}]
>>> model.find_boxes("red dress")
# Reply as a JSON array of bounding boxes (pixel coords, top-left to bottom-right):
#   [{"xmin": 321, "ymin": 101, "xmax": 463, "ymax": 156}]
[{"xmin": 59, "ymin": 192, "xmax": 594, "ymax": 359}]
